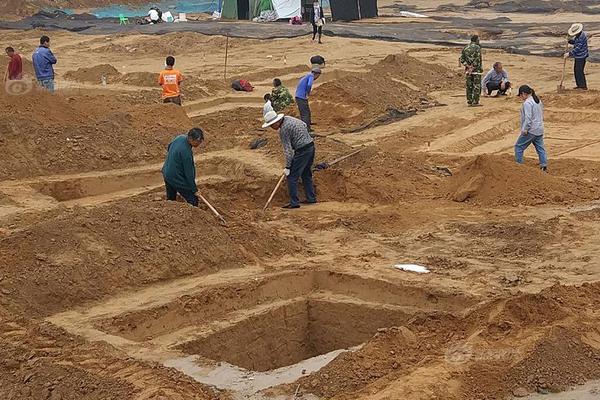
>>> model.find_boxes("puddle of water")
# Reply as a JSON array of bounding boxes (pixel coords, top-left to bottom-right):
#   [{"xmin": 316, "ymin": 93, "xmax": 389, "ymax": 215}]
[
  {"xmin": 164, "ymin": 346, "xmax": 358, "ymax": 399},
  {"xmin": 516, "ymin": 381, "xmax": 600, "ymax": 400}
]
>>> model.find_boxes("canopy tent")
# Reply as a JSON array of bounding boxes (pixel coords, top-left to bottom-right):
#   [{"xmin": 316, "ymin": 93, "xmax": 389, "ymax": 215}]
[
  {"xmin": 221, "ymin": 0, "xmax": 300, "ymax": 19},
  {"xmin": 329, "ymin": 0, "xmax": 377, "ymax": 21}
]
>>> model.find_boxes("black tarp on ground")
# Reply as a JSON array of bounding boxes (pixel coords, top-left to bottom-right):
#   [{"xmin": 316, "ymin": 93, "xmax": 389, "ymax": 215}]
[
  {"xmin": 359, "ymin": 0, "xmax": 378, "ymax": 19},
  {"xmin": 330, "ymin": 0, "xmax": 377, "ymax": 21},
  {"xmin": 330, "ymin": 0, "xmax": 359, "ymax": 21}
]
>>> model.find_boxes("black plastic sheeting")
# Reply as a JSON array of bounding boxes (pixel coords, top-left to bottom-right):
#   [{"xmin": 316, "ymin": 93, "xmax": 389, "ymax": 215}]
[
  {"xmin": 330, "ymin": 0, "xmax": 359, "ymax": 21},
  {"xmin": 330, "ymin": 0, "xmax": 377, "ymax": 21},
  {"xmin": 359, "ymin": 0, "xmax": 378, "ymax": 19}
]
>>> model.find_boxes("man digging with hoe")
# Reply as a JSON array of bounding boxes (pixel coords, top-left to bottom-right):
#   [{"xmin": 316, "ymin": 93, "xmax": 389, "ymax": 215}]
[{"xmin": 262, "ymin": 111, "xmax": 317, "ymax": 209}]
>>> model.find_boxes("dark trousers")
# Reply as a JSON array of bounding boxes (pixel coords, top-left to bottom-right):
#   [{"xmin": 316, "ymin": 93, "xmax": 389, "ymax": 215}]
[
  {"xmin": 574, "ymin": 57, "xmax": 587, "ymax": 89},
  {"xmin": 296, "ymin": 97, "xmax": 312, "ymax": 131},
  {"xmin": 163, "ymin": 95, "xmax": 182, "ymax": 106},
  {"xmin": 288, "ymin": 143, "xmax": 316, "ymax": 207},
  {"xmin": 312, "ymin": 24, "xmax": 322, "ymax": 41},
  {"xmin": 165, "ymin": 180, "xmax": 198, "ymax": 207},
  {"xmin": 486, "ymin": 81, "xmax": 511, "ymax": 95}
]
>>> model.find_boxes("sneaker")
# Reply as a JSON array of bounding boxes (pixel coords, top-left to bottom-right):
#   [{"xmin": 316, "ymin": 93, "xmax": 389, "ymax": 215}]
[
  {"xmin": 469, "ymin": 103, "xmax": 483, "ymax": 107},
  {"xmin": 301, "ymin": 200, "xmax": 317, "ymax": 205},
  {"xmin": 281, "ymin": 203, "xmax": 300, "ymax": 209},
  {"xmin": 541, "ymin": 166, "xmax": 548, "ymax": 173}
]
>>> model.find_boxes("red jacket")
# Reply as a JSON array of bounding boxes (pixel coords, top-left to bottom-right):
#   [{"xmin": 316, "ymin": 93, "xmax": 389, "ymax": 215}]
[{"xmin": 7, "ymin": 54, "xmax": 23, "ymax": 80}]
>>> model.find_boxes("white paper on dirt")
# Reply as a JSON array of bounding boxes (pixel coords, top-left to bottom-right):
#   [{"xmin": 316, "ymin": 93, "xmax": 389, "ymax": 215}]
[
  {"xmin": 399, "ymin": 11, "xmax": 427, "ymax": 18},
  {"xmin": 272, "ymin": 0, "xmax": 301, "ymax": 19},
  {"xmin": 394, "ymin": 264, "xmax": 430, "ymax": 273}
]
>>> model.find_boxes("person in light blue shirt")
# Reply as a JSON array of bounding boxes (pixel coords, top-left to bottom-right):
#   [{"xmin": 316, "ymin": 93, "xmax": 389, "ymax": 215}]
[
  {"xmin": 514, "ymin": 85, "xmax": 547, "ymax": 172},
  {"xmin": 482, "ymin": 62, "xmax": 511, "ymax": 96},
  {"xmin": 564, "ymin": 23, "xmax": 589, "ymax": 90},
  {"xmin": 295, "ymin": 67, "xmax": 321, "ymax": 132}
]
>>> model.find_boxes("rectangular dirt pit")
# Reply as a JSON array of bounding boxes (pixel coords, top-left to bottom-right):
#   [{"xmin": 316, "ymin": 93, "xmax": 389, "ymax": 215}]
[{"xmin": 176, "ymin": 299, "xmax": 413, "ymax": 372}]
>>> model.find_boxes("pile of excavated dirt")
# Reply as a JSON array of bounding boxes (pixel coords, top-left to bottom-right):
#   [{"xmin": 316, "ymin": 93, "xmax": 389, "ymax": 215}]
[
  {"xmin": 0, "ymin": 198, "xmax": 305, "ymax": 317},
  {"xmin": 445, "ymin": 154, "xmax": 600, "ymax": 206},
  {"xmin": 64, "ymin": 64, "xmax": 214, "ymax": 98},
  {"xmin": 312, "ymin": 53, "xmax": 459, "ymax": 131},
  {"xmin": 0, "ymin": 89, "xmax": 192, "ymax": 180},
  {"xmin": 272, "ymin": 282, "xmax": 600, "ymax": 400},
  {"xmin": 543, "ymin": 91, "xmax": 600, "ymax": 110},
  {"xmin": 0, "ymin": 307, "xmax": 219, "ymax": 400}
]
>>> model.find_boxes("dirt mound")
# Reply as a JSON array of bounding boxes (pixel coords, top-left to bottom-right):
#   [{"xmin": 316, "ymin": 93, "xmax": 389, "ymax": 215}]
[
  {"xmin": 0, "ymin": 88, "xmax": 193, "ymax": 180},
  {"xmin": 445, "ymin": 154, "xmax": 600, "ymax": 206},
  {"xmin": 0, "ymin": 197, "xmax": 304, "ymax": 317},
  {"xmin": 543, "ymin": 91, "xmax": 600, "ymax": 110},
  {"xmin": 63, "ymin": 64, "xmax": 121, "ymax": 83},
  {"xmin": 373, "ymin": 53, "xmax": 462, "ymax": 91},
  {"xmin": 312, "ymin": 53, "xmax": 458, "ymax": 131},
  {"xmin": 64, "ymin": 64, "xmax": 215, "ymax": 98}
]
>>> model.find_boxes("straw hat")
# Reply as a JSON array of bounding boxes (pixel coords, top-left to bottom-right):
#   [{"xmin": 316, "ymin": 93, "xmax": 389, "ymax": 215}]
[
  {"xmin": 568, "ymin": 23, "xmax": 583, "ymax": 37},
  {"xmin": 262, "ymin": 111, "xmax": 284, "ymax": 128}
]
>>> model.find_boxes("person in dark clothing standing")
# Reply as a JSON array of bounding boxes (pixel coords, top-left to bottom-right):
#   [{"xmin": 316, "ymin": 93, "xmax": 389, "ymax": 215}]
[
  {"xmin": 565, "ymin": 23, "xmax": 589, "ymax": 90},
  {"xmin": 310, "ymin": 1, "xmax": 325, "ymax": 44},
  {"xmin": 262, "ymin": 111, "xmax": 317, "ymax": 209},
  {"xmin": 162, "ymin": 128, "xmax": 204, "ymax": 207},
  {"xmin": 295, "ymin": 67, "xmax": 321, "ymax": 132}
]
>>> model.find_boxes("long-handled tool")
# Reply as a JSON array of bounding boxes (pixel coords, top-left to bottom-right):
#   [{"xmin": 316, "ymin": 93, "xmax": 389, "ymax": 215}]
[
  {"xmin": 197, "ymin": 193, "xmax": 227, "ymax": 225},
  {"xmin": 558, "ymin": 38, "xmax": 570, "ymax": 93},
  {"xmin": 314, "ymin": 148, "xmax": 364, "ymax": 171},
  {"xmin": 263, "ymin": 173, "xmax": 286, "ymax": 212}
]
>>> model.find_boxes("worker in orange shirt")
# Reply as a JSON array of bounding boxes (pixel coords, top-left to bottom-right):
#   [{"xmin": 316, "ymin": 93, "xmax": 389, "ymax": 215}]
[{"xmin": 159, "ymin": 55, "xmax": 183, "ymax": 105}]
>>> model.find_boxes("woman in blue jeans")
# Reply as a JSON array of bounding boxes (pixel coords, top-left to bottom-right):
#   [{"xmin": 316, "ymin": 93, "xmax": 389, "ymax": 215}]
[{"xmin": 515, "ymin": 85, "xmax": 547, "ymax": 172}]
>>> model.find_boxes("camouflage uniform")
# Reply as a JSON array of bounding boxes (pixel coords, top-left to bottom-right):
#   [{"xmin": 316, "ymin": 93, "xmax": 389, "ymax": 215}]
[
  {"xmin": 459, "ymin": 42, "xmax": 483, "ymax": 105},
  {"xmin": 271, "ymin": 85, "xmax": 294, "ymax": 112}
]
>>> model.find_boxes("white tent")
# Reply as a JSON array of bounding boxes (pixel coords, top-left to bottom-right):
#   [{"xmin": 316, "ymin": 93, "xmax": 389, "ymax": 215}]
[{"xmin": 272, "ymin": 0, "xmax": 301, "ymax": 19}]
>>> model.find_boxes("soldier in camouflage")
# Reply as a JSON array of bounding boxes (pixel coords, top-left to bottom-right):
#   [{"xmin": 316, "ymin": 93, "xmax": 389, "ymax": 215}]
[
  {"xmin": 459, "ymin": 35, "xmax": 483, "ymax": 107},
  {"xmin": 271, "ymin": 78, "xmax": 295, "ymax": 112}
]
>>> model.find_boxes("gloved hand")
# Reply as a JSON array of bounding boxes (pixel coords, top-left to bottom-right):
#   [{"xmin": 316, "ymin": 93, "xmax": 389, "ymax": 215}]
[{"xmin": 283, "ymin": 168, "xmax": 291, "ymax": 177}]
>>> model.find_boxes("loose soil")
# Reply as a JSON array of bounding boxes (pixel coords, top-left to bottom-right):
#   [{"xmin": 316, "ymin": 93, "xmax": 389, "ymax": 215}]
[{"xmin": 2, "ymin": 23, "xmax": 600, "ymax": 400}]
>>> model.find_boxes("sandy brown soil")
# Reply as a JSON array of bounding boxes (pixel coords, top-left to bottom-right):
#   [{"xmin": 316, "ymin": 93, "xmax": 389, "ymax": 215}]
[{"xmin": 2, "ymin": 20, "xmax": 600, "ymax": 400}]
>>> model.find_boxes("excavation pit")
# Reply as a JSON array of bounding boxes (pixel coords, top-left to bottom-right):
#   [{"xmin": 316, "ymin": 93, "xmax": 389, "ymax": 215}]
[
  {"xmin": 95, "ymin": 270, "xmax": 478, "ymax": 385},
  {"xmin": 33, "ymin": 170, "xmax": 162, "ymax": 202},
  {"xmin": 177, "ymin": 298, "xmax": 414, "ymax": 372}
]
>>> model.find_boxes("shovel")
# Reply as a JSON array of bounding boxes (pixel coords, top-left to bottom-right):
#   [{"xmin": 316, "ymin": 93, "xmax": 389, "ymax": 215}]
[
  {"xmin": 558, "ymin": 39, "xmax": 570, "ymax": 93},
  {"xmin": 314, "ymin": 148, "xmax": 364, "ymax": 171},
  {"xmin": 197, "ymin": 193, "xmax": 227, "ymax": 225},
  {"xmin": 263, "ymin": 173, "xmax": 286, "ymax": 212}
]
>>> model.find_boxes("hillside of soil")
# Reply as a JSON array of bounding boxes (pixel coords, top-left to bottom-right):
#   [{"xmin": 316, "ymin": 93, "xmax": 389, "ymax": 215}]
[{"xmin": 445, "ymin": 154, "xmax": 600, "ymax": 206}]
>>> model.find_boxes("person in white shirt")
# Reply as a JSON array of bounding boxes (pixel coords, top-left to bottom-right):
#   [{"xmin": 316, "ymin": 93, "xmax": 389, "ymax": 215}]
[
  {"xmin": 514, "ymin": 85, "xmax": 547, "ymax": 172},
  {"xmin": 148, "ymin": 8, "xmax": 160, "ymax": 23},
  {"xmin": 263, "ymin": 93, "xmax": 274, "ymax": 116}
]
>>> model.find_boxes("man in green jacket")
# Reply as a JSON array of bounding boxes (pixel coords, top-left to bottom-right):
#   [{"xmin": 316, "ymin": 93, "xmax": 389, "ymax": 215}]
[
  {"xmin": 162, "ymin": 128, "xmax": 204, "ymax": 206},
  {"xmin": 459, "ymin": 35, "xmax": 483, "ymax": 107},
  {"xmin": 271, "ymin": 78, "xmax": 294, "ymax": 112}
]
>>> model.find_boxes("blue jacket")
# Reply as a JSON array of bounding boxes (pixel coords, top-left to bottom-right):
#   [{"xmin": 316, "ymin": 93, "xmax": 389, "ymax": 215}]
[
  {"xmin": 295, "ymin": 73, "xmax": 314, "ymax": 100},
  {"xmin": 162, "ymin": 135, "xmax": 197, "ymax": 192},
  {"xmin": 569, "ymin": 32, "xmax": 589, "ymax": 59},
  {"xmin": 32, "ymin": 46, "xmax": 57, "ymax": 80}
]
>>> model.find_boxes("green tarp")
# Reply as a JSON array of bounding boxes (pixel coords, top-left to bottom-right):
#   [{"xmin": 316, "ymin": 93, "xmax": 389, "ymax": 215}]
[{"xmin": 222, "ymin": 0, "xmax": 274, "ymax": 19}]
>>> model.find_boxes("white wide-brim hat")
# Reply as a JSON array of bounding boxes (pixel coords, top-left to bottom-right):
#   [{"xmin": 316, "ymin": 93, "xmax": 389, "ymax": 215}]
[
  {"xmin": 262, "ymin": 111, "xmax": 284, "ymax": 128},
  {"xmin": 568, "ymin": 23, "xmax": 583, "ymax": 37}
]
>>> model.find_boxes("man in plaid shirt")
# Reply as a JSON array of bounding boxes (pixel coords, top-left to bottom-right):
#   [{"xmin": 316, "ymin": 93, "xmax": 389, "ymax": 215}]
[{"xmin": 262, "ymin": 111, "xmax": 317, "ymax": 209}]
